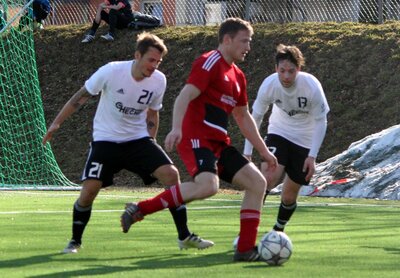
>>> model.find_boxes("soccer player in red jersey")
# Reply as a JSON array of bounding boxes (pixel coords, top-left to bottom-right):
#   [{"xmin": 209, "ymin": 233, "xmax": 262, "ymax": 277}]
[{"xmin": 121, "ymin": 18, "xmax": 277, "ymax": 262}]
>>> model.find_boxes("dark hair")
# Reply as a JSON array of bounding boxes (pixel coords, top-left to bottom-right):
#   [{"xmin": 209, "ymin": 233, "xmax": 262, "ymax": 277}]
[
  {"xmin": 136, "ymin": 32, "xmax": 168, "ymax": 57},
  {"xmin": 218, "ymin": 17, "xmax": 253, "ymax": 43},
  {"xmin": 275, "ymin": 44, "xmax": 305, "ymax": 68}
]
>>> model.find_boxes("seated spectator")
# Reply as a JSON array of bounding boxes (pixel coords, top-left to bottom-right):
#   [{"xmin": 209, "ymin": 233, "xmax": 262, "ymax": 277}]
[
  {"xmin": 82, "ymin": 0, "xmax": 134, "ymax": 43},
  {"xmin": 19, "ymin": 0, "xmax": 51, "ymax": 30}
]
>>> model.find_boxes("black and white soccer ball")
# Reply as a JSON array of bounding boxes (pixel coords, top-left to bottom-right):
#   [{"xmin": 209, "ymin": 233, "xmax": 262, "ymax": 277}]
[{"xmin": 258, "ymin": 230, "xmax": 293, "ymax": 266}]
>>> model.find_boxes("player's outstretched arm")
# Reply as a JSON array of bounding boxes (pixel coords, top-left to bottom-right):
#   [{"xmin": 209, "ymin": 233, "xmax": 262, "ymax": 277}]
[{"xmin": 42, "ymin": 86, "xmax": 91, "ymax": 145}]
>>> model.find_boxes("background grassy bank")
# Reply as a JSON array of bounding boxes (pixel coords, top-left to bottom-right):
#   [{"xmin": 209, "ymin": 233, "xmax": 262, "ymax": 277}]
[{"xmin": 34, "ymin": 22, "xmax": 400, "ymax": 186}]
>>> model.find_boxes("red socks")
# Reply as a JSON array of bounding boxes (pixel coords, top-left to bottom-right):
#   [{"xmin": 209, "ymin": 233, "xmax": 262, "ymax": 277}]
[
  {"xmin": 237, "ymin": 209, "xmax": 261, "ymax": 253},
  {"xmin": 138, "ymin": 185, "xmax": 183, "ymax": 215}
]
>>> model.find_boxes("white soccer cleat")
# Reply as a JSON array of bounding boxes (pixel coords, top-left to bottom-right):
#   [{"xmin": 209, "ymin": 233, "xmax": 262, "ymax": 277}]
[
  {"xmin": 232, "ymin": 235, "xmax": 239, "ymax": 251},
  {"xmin": 62, "ymin": 240, "xmax": 81, "ymax": 254},
  {"xmin": 178, "ymin": 233, "xmax": 214, "ymax": 250}
]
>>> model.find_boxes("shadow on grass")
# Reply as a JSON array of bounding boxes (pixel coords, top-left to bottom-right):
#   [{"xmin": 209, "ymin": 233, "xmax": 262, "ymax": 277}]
[
  {"xmin": 0, "ymin": 252, "xmax": 68, "ymax": 268},
  {"xmin": 361, "ymin": 245, "xmax": 400, "ymax": 255},
  {"xmin": 0, "ymin": 250, "xmax": 269, "ymax": 277}
]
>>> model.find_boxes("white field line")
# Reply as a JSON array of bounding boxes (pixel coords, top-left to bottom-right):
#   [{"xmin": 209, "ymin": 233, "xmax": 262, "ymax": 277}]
[
  {"xmin": 1, "ymin": 200, "xmax": 400, "ymax": 215},
  {"xmin": 4, "ymin": 191, "xmax": 400, "ymax": 205}
]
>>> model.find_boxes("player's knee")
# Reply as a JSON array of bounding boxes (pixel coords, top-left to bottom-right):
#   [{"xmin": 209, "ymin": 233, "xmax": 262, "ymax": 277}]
[
  {"xmin": 195, "ymin": 173, "xmax": 219, "ymax": 198},
  {"xmin": 78, "ymin": 193, "xmax": 96, "ymax": 207},
  {"xmin": 163, "ymin": 167, "xmax": 179, "ymax": 182},
  {"xmin": 253, "ymin": 175, "xmax": 267, "ymax": 196},
  {"xmin": 245, "ymin": 171, "xmax": 266, "ymax": 196},
  {"xmin": 79, "ymin": 180, "xmax": 101, "ymax": 205},
  {"xmin": 199, "ymin": 183, "xmax": 218, "ymax": 198},
  {"xmin": 266, "ymin": 174, "xmax": 281, "ymax": 190},
  {"xmin": 281, "ymin": 194, "xmax": 297, "ymax": 205},
  {"xmin": 205, "ymin": 182, "xmax": 219, "ymax": 196},
  {"xmin": 154, "ymin": 165, "xmax": 179, "ymax": 185}
]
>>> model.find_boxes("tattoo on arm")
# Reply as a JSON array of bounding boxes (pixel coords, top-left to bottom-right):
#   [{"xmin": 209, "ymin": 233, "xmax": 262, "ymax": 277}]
[
  {"xmin": 147, "ymin": 120, "xmax": 155, "ymax": 130},
  {"xmin": 71, "ymin": 99, "xmax": 82, "ymax": 109},
  {"xmin": 71, "ymin": 87, "xmax": 92, "ymax": 109}
]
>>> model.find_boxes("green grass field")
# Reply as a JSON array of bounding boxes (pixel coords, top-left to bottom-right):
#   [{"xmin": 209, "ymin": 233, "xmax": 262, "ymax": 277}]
[{"xmin": 1, "ymin": 189, "xmax": 400, "ymax": 278}]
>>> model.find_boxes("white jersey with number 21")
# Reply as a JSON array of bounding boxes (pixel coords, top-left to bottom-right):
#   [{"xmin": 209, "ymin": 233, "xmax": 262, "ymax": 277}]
[{"xmin": 84, "ymin": 60, "xmax": 166, "ymax": 142}]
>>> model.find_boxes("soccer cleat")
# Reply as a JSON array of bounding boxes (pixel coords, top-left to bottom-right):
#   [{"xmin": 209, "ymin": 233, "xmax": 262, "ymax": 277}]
[
  {"xmin": 120, "ymin": 202, "xmax": 144, "ymax": 233},
  {"xmin": 232, "ymin": 236, "xmax": 239, "ymax": 251},
  {"xmin": 100, "ymin": 32, "xmax": 114, "ymax": 41},
  {"xmin": 62, "ymin": 240, "xmax": 81, "ymax": 254},
  {"xmin": 178, "ymin": 233, "xmax": 214, "ymax": 250},
  {"xmin": 233, "ymin": 246, "xmax": 261, "ymax": 262},
  {"xmin": 81, "ymin": 34, "xmax": 95, "ymax": 43},
  {"xmin": 273, "ymin": 225, "xmax": 284, "ymax": 232}
]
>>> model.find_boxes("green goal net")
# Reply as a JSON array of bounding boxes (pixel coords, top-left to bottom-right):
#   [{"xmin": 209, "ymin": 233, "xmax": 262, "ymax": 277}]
[{"xmin": 0, "ymin": 0, "xmax": 78, "ymax": 190}]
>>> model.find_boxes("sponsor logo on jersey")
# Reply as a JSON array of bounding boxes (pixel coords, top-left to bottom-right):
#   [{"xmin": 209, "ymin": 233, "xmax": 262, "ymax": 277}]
[
  {"xmin": 286, "ymin": 109, "xmax": 308, "ymax": 117},
  {"xmin": 116, "ymin": 88, "xmax": 125, "ymax": 94},
  {"xmin": 220, "ymin": 94, "xmax": 237, "ymax": 107},
  {"xmin": 115, "ymin": 102, "xmax": 143, "ymax": 115}
]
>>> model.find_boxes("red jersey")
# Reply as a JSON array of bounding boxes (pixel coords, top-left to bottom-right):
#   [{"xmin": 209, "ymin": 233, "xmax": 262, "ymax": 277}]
[{"xmin": 182, "ymin": 50, "xmax": 248, "ymax": 144}]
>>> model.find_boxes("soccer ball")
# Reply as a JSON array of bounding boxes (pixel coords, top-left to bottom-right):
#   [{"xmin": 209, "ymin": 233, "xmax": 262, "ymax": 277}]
[{"xmin": 258, "ymin": 230, "xmax": 293, "ymax": 266}]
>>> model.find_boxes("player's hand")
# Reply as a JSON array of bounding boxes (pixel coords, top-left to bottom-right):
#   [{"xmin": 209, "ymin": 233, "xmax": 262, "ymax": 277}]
[
  {"xmin": 42, "ymin": 123, "xmax": 60, "ymax": 145},
  {"xmin": 303, "ymin": 156, "xmax": 316, "ymax": 182},
  {"xmin": 261, "ymin": 150, "xmax": 277, "ymax": 170},
  {"xmin": 164, "ymin": 128, "xmax": 182, "ymax": 152}
]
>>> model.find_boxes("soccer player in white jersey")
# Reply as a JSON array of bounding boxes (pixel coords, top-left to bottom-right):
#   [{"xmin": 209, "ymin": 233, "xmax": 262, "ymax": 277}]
[
  {"xmin": 243, "ymin": 44, "xmax": 330, "ymax": 233},
  {"xmin": 42, "ymin": 32, "xmax": 213, "ymax": 254}
]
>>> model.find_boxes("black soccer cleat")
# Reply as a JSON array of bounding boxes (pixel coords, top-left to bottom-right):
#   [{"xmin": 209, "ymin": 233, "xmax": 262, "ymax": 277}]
[
  {"xmin": 120, "ymin": 202, "xmax": 144, "ymax": 233},
  {"xmin": 233, "ymin": 246, "xmax": 261, "ymax": 262}
]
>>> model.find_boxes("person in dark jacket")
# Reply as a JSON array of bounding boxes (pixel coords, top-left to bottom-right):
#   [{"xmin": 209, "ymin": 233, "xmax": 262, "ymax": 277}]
[
  {"xmin": 82, "ymin": 0, "xmax": 134, "ymax": 43},
  {"xmin": 19, "ymin": 0, "xmax": 51, "ymax": 30}
]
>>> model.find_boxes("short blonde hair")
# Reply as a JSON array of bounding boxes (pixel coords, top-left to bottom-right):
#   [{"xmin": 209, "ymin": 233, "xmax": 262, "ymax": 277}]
[{"xmin": 136, "ymin": 32, "xmax": 168, "ymax": 57}]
